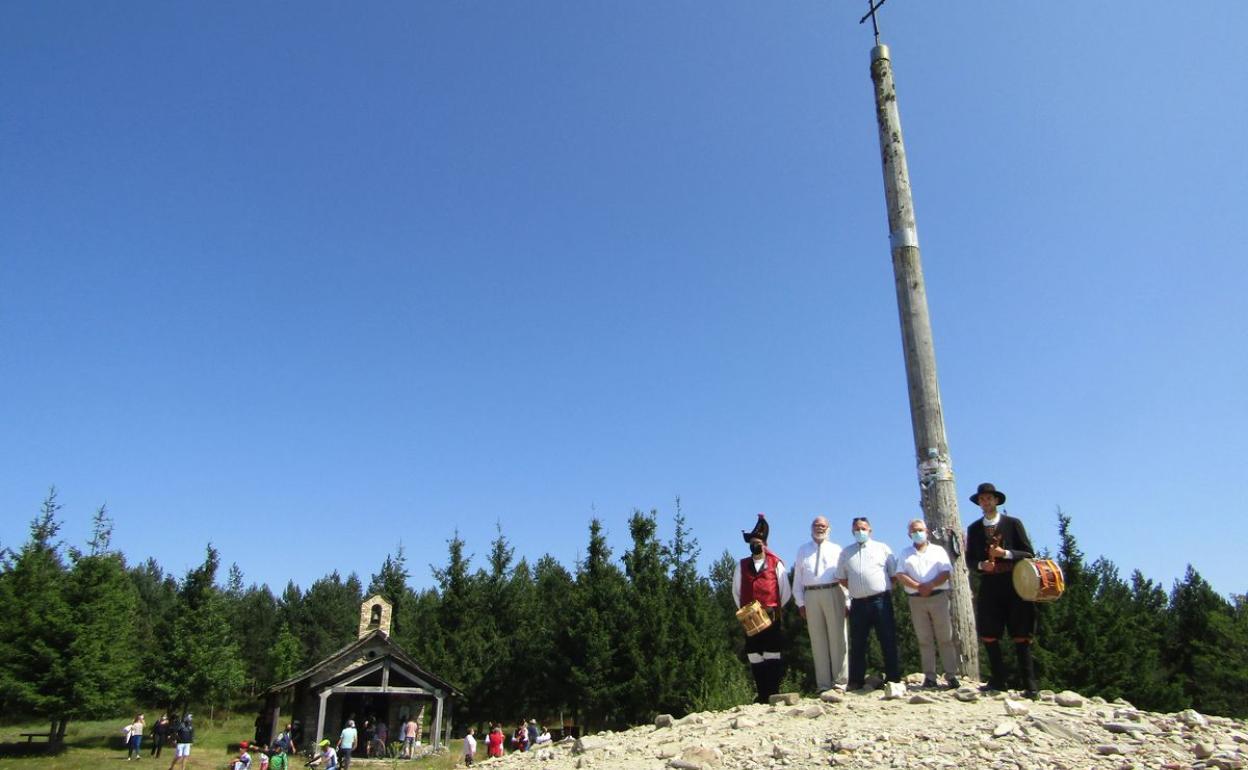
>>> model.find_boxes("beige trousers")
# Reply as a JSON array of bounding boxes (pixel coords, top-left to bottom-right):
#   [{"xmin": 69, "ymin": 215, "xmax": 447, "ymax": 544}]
[
  {"xmin": 804, "ymin": 585, "xmax": 848, "ymax": 691},
  {"xmin": 907, "ymin": 591, "xmax": 960, "ymax": 678}
]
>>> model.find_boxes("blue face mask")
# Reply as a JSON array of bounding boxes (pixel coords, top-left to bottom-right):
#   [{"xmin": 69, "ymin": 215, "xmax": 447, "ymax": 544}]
[
  {"xmin": 910, "ymin": 530, "xmax": 927, "ymax": 545},
  {"xmin": 853, "ymin": 530, "xmax": 869, "ymax": 544}
]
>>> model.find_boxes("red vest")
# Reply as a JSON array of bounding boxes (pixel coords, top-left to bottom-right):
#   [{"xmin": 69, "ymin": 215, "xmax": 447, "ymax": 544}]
[{"xmin": 740, "ymin": 550, "xmax": 782, "ymax": 607}]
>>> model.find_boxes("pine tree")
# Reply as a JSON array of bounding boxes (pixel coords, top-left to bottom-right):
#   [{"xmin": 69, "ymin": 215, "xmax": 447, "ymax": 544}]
[
  {"xmin": 167, "ymin": 545, "xmax": 246, "ymax": 714},
  {"xmin": 568, "ymin": 519, "xmax": 630, "ymax": 730},
  {"xmin": 0, "ymin": 490, "xmax": 75, "ymax": 747},
  {"xmin": 269, "ymin": 622, "xmax": 305, "ymax": 684},
  {"xmin": 619, "ymin": 509, "xmax": 672, "ymax": 722},
  {"xmin": 64, "ymin": 506, "xmax": 142, "ymax": 719},
  {"xmin": 368, "ymin": 545, "xmax": 413, "ymax": 637},
  {"xmin": 129, "ymin": 558, "xmax": 180, "ymax": 707}
]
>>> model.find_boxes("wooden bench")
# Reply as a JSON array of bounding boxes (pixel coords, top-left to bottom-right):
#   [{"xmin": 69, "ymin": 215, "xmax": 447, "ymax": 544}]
[{"xmin": 18, "ymin": 733, "xmax": 52, "ymax": 743}]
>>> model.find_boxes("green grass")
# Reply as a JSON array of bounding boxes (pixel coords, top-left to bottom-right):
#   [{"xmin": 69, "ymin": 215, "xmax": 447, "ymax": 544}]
[{"xmin": 0, "ymin": 716, "xmax": 464, "ymax": 770}]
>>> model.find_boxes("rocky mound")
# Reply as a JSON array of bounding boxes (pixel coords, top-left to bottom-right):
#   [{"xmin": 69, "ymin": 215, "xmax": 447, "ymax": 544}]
[{"xmin": 493, "ymin": 682, "xmax": 1247, "ymax": 770}]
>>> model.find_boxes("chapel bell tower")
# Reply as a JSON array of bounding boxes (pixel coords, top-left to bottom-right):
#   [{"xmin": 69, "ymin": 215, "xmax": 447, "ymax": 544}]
[{"xmin": 358, "ymin": 594, "xmax": 393, "ymax": 638}]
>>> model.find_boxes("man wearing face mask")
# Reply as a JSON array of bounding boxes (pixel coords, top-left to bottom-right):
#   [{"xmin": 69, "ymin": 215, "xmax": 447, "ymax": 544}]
[
  {"xmin": 835, "ymin": 517, "xmax": 901, "ymax": 689},
  {"xmin": 895, "ymin": 518, "xmax": 960, "ymax": 689},
  {"xmin": 965, "ymin": 482, "xmax": 1038, "ymax": 695},
  {"xmin": 732, "ymin": 513, "xmax": 791, "ymax": 703},
  {"xmin": 792, "ymin": 516, "xmax": 848, "ymax": 693}
]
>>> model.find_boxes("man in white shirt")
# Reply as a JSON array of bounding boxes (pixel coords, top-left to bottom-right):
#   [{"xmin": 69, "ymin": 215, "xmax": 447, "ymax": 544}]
[
  {"xmin": 895, "ymin": 518, "xmax": 961, "ymax": 689},
  {"xmin": 835, "ymin": 516, "xmax": 901, "ymax": 689},
  {"xmin": 793, "ymin": 516, "xmax": 848, "ymax": 693}
]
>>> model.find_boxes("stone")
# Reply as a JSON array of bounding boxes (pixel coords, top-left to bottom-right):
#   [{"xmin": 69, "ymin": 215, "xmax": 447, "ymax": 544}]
[
  {"xmin": 575, "ymin": 735, "xmax": 608, "ymax": 754},
  {"xmin": 678, "ymin": 745, "xmax": 722, "ymax": 767},
  {"xmin": 834, "ymin": 739, "xmax": 864, "ymax": 752},
  {"xmin": 1055, "ymin": 691, "xmax": 1085, "ymax": 708},
  {"xmin": 668, "ymin": 761, "xmax": 702, "ymax": 770},
  {"xmin": 535, "ymin": 748, "xmax": 555, "ymax": 760},
  {"xmin": 1104, "ymin": 721, "xmax": 1156, "ymax": 735},
  {"xmin": 655, "ymin": 714, "xmax": 674, "ymax": 728},
  {"xmin": 993, "ymin": 721, "xmax": 1018, "ymax": 738},
  {"xmin": 1179, "ymin": 709, "xmax": 1209, "ymax": 728},
  {"xmin": 1095, "ymin": 744, "xmax": 1123, "ymax": 755},
  {"xmin": 800, "ymin": 706, "xmax": 824, "ymax": 719},
  {"xmin": 675, "ymin": 714, "xmax": 706, "ymax": 726},
  {"xmin": 954, "ymin": 688, "xmax": 979, "ymax": 703},
  {"xmin": 909, "ymin": 694, "xmax": 939, "ymax": 705},
  {"xmin": 1004, "ymin": 699, "xmax": 1031, "ymax": 717},
  {"xmin": 730, "ymin": 717, "xmax": 755, "ymax": 730},
  {"xmin": 1031, "ymin": 718, "xmax": 1083, "ymax": 742},
  {"xmin": 1193, "ymin": 741, "xmax": 1216, "ymax": 759},
  {"xmin": 769, "ymin": 692, "xmax": 801, "ymax": 706},
  {"xmin": 820, "ymin": 690, "xmax": 845, "ymax": 704},
  {"xmin": 883, "ymin": 682, "xmax": 908, "ymax": 700}
]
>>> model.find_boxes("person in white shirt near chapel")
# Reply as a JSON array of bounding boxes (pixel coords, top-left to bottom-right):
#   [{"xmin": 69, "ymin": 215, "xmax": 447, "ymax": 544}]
[
  {"xmin": 792, "ymin": 516, "xmax": 848, "ymax": 693},
  {"xmin": 895, "ymin": 518, "xmax": 961, "ymax": 689},
  {"xmin": 835, "ymin": 516, "xmax": 902, "ymax": 689}
]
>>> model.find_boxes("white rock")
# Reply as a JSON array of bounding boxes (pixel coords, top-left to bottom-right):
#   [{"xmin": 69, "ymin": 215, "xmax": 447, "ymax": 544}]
[
  {"xmin": 1179, "ymin": 709, "xmax": 1209, "ymax": 728},
  {"xmin": 1004, "ymin": 699, "xmax": 1031, "ymax": 717},
  {"xmin": 730, "ymin": 717, "xmax": 755, "ymax": 730},
  {"xmin": 1054, "ymin": 690, "xmax": 1085, "ymax": 708},
  {"xmin": 575, "ymin": 735, "xmax": 608, "ymax": 754},
  {"xmin": 909, "ymin": 694, "xmax": 939, "ymax": 705},
  {"xmin": 882, "ymin": 682, "xmax": 908, "ymax": 700},
  {"xmin": 769, "ymin": 692, "xmax": 800, "ymax": 706},
  {"xmin": 993, "ymin": 721, "xmax": 1018, "ymax": 738}
]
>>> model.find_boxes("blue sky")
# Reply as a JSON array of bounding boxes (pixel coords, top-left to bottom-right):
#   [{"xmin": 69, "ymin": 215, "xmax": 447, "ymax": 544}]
[{"xmin": 3, "ymin": 2, "xmax": 1245, "ymax": 599}]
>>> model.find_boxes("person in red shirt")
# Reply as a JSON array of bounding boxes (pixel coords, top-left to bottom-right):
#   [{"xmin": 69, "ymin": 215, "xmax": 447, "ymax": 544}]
[
  {"xmin": 486, "ymin": 724, "xmax": 504, "ymax": 758},
  {"xmin": 732, "ymin": 514, "xmax": 792, "ymax": 702}
]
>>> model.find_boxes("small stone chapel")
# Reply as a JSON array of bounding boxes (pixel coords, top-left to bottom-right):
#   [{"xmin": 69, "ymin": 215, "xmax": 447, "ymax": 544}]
[{"xmin": 259, "ymin": 594, "xmax": 462, "ymax": 750}]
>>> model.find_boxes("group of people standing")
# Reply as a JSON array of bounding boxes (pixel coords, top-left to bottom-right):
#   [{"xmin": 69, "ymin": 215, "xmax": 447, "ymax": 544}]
[
  {"xmin": 120, "ymin": 712, "xmax": 195, "ymax": 769},
  {"xmin": 733, "ymin": 482, "xmax": 1039, "ymax": 702},
  {"xmin": 463, "ymin": 720, "xmax": 551, "ymax": 765}
]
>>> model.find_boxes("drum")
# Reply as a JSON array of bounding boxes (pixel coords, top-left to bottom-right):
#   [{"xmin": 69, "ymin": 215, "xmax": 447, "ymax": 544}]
[
  {"xmin": 1013, "ymin": 558, "xmax": 1065, "ymax": 602},
  {"xmin": 735, "ymin": 600, "xmax": 773, "ymax": 636}
]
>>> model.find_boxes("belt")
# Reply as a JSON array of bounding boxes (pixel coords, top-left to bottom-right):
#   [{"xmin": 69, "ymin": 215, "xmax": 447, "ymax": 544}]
[
  {"xmin": 805, "ymin": 583, "xmax": 839, "ymax": 591},
  {"xmin": 853, "ymin": 591, "xmax": 888, "ymax": 601}
]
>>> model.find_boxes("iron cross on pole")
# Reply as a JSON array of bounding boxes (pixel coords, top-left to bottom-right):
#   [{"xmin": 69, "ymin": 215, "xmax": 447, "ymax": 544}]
[{"xmin": 859, "ymin": 0, "xmax": 889, "ymax": 45}]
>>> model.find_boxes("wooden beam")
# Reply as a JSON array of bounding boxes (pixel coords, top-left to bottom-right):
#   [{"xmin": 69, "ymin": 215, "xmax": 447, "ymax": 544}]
[{"xmin": 328, "ymin": 685, "xmax": 430, "ymax": 694}]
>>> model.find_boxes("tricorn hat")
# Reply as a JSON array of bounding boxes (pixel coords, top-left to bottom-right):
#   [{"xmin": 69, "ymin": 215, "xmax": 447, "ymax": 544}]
[
  {"xmin": 969, "ymin": 482, "xmax": 1006, "ymax": 506},
  {"xmin": 742, "ymin": 513, "xmax": 769, "ymax": 544}
]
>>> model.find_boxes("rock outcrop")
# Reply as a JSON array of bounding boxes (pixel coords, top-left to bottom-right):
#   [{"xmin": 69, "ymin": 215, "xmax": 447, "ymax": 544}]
[{"xmin": 486, "ymin": 684, "xmax": 1248, "ymax": 770}]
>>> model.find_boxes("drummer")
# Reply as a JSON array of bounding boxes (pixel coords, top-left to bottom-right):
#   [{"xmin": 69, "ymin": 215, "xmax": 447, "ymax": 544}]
[
  {"xmin": 965, "ymin": 482, "xmax": 1039, "ymax": 696},
  {"xmin": 732, "ymin": 514, "xmax": 791, "ymax": 703}
]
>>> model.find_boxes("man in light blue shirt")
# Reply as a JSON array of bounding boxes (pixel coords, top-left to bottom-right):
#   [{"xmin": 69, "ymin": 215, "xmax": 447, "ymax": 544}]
[
  {"xmin": 337, "ymin": 721, "xmax": 357, "ymax": 770},
  {"xmin": 835, "ymin": 516, "xmax": 902, "ymax": 689}
]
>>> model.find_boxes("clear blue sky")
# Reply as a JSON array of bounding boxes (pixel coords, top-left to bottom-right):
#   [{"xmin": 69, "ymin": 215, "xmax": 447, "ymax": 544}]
[{"xmin": 3, "ymin": 2, "xmax": 1245, "ymax": 599}]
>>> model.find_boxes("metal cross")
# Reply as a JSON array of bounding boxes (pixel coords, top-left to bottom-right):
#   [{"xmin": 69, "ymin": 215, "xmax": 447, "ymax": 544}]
[{"xmin": 859, "ymin": 0, "xmax": 889, "ymax": 45}]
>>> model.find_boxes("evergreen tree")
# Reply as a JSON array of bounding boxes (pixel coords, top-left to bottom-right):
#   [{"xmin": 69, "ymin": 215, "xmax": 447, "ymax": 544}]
[
  {"xmin": 166, "ymin": 545, "xmax": 246, "ymax": 714},
  {"xmin": 297, "ymin": 571, "xmax": 364, "ymax": 665},
  {"xmin": 568, "ymin": 519, "xmax": 630, "ymax": 730},
  {"xmin": 0, "ymin": 490, "xmax": 75, "ymax": 747},
  {"xmin": 368, "ymin": 545, "xmax": 413, "ymax": 637},
  {"xmin": 430, "ymin": 531, "xmax": 487, "ymax": 721},
  {"xmin": 619, "ymin": 509, "xmax": 672, "ymax": 722},
  {"xmin": 64, "ymin": 506, "xmax": 142, "ymax": 719},
  {"xmin": 129, "ymin": 558, "xmax": 180, "ymax": 707},
  {"xmin": 269, "ymin": 622, "xmax": 305, "ymax": 684}
]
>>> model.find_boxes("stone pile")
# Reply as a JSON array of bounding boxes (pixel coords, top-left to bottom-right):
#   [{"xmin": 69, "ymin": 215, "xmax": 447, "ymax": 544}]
[{"xmin": 485, "ymin": 683, "xmax": 1248, "ymax": 770}]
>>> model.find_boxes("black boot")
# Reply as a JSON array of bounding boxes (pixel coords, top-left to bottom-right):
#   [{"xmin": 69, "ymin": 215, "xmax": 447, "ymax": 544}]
[
  {"xmin": 980, "ymin": 641, "xmax": 1008, "ymax": 692},
  {"xmin": 1015, "ymin": 641, "xmax": 1039, "ymax": 698},
  {"xmin": 751, "ymin": 662, "xmax": 768, "ymax": 703},
  {"xmin": 765, "ymin": 657, "xmax": 785, "ymax": 701}
]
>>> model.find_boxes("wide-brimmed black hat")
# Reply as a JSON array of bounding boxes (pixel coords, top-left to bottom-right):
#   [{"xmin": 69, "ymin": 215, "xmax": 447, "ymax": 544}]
[
  {"xmin": 742, "ymin": 513, "xmax": 769, "ymax": 544},
  {"xmin": 969, "ymin": 482, "xmax": 1006, "ymax": 505}
]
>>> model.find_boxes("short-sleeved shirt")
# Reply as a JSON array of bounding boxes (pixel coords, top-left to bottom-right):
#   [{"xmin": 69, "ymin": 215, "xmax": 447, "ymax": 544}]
[
  {"xmin": 835, "ymin": 539, "xmax": 897, "ymax": 599},
  {"xmin": 898, "ymin": 543, "xmax": 953, "ymax": 595},
  {"xmin": 464, "ymin": 734, "xmax": 477, "ymax": 755},
  {"xmin": 338, "ymin": 728, "xmax": 357, "ymax": 750}
]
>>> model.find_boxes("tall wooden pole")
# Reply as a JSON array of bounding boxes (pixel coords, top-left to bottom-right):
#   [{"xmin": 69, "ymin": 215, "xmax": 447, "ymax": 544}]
[{"xmin": 869, "ymin": 42, "xmax": 978, "ymax": 677}]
